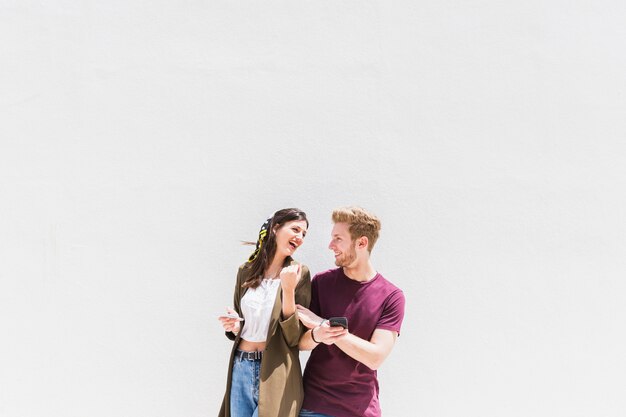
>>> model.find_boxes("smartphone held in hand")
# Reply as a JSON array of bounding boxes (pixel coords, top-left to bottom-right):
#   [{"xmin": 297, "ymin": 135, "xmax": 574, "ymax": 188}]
[
  {"xmin": 328, "ymin": 317, "xmax": 348, "ymax": 329},
  {"xmin": 219, "ymin": 312, "xmax": 243, "ymax": 321}
]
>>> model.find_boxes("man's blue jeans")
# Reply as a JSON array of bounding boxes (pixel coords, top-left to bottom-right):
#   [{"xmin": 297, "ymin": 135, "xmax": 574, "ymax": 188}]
[
  {"xmin": 299, "ymin": 409, "xmax": 334, "ymax": 417},
  {"xmin": 230, "ymin": 355, "xmax": 261, "ymax": 417}
]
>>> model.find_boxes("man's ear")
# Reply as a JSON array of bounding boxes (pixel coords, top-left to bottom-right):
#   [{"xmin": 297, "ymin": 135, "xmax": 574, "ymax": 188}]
[{"xmin": 357, "ymin": 236, "xmax": 369, "ymax": 250}]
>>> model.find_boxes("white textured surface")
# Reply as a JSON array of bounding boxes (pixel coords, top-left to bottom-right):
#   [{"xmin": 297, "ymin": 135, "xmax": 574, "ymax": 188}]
[{"xmin": 1, "ymin": 1, "xmax": 625, "ymax": 416}]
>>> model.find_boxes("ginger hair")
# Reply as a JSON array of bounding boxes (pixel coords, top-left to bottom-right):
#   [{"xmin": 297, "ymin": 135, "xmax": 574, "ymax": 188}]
[{"xmin": 331, "ymin": 206, "xmax": 381, "ymax": 252}]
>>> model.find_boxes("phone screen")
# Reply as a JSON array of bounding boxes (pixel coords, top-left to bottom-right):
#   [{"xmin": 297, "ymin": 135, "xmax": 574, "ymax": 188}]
[
  {"xmin": 328, "ymin": 317, "xmax": 348, "ymax": 329},
  {"xmin": 219, "ymin": 313, "xmax": 243, "ymax": 321}
]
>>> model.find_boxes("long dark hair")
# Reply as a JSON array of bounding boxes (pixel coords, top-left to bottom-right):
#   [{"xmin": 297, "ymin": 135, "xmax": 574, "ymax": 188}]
[{"xmin": 242, "ymin": 208, "xmax": 308, "ymax": 289}]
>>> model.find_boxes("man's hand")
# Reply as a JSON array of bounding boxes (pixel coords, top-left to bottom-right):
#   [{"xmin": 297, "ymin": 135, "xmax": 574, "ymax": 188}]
[
  {"xmin": 296, "ymin": 304, "xmax": 324, "ymax": 329},
  {"xmin": 312, "ymin": 321, "xmax": 348, "ymax": 345}
]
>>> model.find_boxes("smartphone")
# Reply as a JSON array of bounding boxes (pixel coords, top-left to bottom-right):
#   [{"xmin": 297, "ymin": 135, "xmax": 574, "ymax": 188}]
[
  {"xmin": 219, "ymin": 312, "xmax": 243, "ymax": 321},
  {"xmin": 328, "ymin": 317, "xmax": 348, "ymax": 329}
]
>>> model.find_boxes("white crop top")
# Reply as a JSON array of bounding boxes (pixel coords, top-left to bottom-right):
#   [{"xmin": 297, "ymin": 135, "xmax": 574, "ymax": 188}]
[{"xmin": 240, "ymin": 278, "xmax": 281, "ymax": 342}]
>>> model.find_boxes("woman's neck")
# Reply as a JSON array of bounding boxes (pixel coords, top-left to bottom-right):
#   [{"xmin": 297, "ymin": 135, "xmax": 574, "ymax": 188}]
[{"xmin": 265, "ymin": 256, "xmax": 286, "ymax": 279}]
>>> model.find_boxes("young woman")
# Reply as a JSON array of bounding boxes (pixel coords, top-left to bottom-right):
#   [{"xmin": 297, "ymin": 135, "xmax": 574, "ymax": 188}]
[{"xmin": 218, "ymin": 208, "xmax": 312, "ymax": 417}]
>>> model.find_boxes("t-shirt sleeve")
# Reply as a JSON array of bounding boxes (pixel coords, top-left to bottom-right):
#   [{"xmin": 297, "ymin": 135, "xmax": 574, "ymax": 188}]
[{"xmin": 376, "ymin": 290, "xmax": 405, "ymax": 335}]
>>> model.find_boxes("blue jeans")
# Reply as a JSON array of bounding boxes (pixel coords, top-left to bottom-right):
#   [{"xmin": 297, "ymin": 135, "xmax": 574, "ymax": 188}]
[
  {"xmin": 299, "ymin": 409, "xmax": 334, "ymax": 417},
  {"xmin": 230, "ymin": 354, "xmax": 261, "ymax": 417}
]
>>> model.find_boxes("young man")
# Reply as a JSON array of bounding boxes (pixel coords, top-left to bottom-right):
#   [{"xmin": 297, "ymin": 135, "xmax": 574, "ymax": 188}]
[{"xmin": 296, "ymin": 206, "xmax": 405, "ymax": 417}]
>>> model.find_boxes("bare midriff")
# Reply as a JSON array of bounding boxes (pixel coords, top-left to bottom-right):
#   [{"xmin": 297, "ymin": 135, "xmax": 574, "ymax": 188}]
[{"xmin": 238, "ymin": 339, "xmax": 266, "ymax": 352}]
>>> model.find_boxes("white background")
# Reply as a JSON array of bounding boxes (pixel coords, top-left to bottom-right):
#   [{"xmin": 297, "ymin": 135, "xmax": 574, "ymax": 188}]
[{"xmin": 2, "ymin": 1, "xmax": 625, "ymax": 416}]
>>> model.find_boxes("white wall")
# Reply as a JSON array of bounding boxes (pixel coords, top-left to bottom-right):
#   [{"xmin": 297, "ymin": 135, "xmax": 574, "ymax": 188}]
[{"xmin": 2, "ymin": 1, "xmax": 625, "ymax": 416}]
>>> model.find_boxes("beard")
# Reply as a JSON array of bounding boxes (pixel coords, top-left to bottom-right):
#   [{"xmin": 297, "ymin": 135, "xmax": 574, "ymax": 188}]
[{"xmin": 334, "ymin": 243, "xmax": 357, "ymax": 267}]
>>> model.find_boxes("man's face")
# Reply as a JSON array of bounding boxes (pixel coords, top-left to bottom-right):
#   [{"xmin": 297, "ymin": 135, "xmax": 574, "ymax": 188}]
[{"xmin": 328, "ymin": 222, "xmax": 357, "ymax": 267}]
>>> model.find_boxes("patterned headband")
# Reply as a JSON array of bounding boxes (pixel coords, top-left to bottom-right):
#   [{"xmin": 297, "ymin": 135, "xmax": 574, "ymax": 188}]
[{"xmin": 247, "ymin": 217, "xmax": 272, "ymax": 262}]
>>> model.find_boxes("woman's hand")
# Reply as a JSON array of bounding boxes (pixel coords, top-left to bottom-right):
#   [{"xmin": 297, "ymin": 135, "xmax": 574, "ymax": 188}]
[
  {"xmin": 296, "ymin": 304, "xmax": 324, "ymax": 329},
  {"xmin": 218, "ymin": 307, "xmax": 243, "ymax": 333},
  {"xmin": 280, "ymin": 264, "xmax": 301, "ymax": 293}
]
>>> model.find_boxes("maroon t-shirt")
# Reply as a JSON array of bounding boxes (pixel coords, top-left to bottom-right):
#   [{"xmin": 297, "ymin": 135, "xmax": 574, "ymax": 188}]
[{"xmin": 302, "ymin": 268, "xmax": 405, "ymax": 417}]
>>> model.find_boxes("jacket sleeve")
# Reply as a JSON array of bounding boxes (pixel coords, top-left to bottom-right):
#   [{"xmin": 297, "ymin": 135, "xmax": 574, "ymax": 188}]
[
  {"xmin": 225, "ymin": 266, "xmax": 245, "ymax": 341},
  {"xmin": 278, "ymin": 265, "xmax": 312, "ymax": 347}
]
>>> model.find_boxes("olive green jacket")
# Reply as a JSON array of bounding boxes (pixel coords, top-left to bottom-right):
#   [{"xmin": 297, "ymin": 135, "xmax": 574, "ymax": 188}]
[{"xmin": 219, "ymin": 259, "xmax": 311, "ymax": 417}]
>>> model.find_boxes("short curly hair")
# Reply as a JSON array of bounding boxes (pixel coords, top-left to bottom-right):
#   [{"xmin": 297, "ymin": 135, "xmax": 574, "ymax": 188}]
[{"xmin": 332, "ymin": 206, "xmax": 381, "ymax": 252}]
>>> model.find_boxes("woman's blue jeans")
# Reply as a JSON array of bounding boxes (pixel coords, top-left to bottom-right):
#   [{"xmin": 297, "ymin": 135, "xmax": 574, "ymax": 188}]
[{"xmin": 230, "ymin": 355, "xmax": 261, "ymax": 417}]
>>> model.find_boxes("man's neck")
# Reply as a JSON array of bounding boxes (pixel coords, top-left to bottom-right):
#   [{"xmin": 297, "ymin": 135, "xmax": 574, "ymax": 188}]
[{"xmin": 342, "ymin": 260, "xmax": 377, "ymax": 282}]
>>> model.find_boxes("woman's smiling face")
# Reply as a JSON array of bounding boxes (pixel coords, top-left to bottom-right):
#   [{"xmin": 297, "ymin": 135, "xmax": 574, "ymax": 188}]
[{"xmin": 274, "ymin": 220, "xmax": 308, "ymax": 257}]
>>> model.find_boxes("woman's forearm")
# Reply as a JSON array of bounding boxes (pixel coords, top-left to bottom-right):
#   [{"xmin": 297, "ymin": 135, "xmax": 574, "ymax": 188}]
[{"xmin": 282, "ymin": 288, "xmax": 296, "ymax": 318}]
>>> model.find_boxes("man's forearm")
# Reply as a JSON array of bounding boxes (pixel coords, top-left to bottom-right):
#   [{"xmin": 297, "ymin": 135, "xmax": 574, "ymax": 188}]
[{"xmin": 334, "ymin": 333, "xmax": 391, "ymax": 370}]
